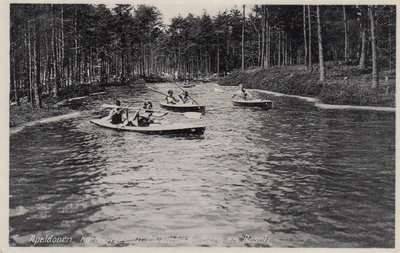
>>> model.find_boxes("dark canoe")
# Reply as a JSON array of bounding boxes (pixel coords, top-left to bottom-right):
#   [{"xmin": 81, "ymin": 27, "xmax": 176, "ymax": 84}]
[
  {"xmin": 91, "ymin": 117, "xmax": 206, "ymax": 135},
  {"xmin": 159, "ymin": 101, "xmax": 206, "ymax": 112},
  {"xmin": 232, "ymin": 99, "xmax": 273, "ymax": 109}
]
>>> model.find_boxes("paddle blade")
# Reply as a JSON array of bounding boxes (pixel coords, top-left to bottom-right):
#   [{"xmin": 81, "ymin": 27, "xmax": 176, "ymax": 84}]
[
  {"xmin": 100, "ymin": 104, "xmax": 139, "ymax": 110},
  {"xmin": 152, "ymin": 112, "xmax": 168, "ymax": 117},
  {"xmin": 101, "ymin": 104, "xmax": 119, "ymax": 109},
  {"xmin": 183, "ymin": 112, "xmax": 202, "ymax": 119}
]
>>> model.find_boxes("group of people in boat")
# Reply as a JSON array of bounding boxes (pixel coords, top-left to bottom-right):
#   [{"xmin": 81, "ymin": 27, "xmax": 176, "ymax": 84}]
[
  {"xmin": 107, "ymin": 89, "xmax": 195, "ymax": 127},
  {"xmin": 106, "ymin": 83, "xmax": 251, "ymax": 127},
  {"xmin": 106, "ymin": 100, "xmax": 155, "ymax": 127},
  {"xmin": 164, "ymin": 90, "xmax": 193, "ymax": 105}
]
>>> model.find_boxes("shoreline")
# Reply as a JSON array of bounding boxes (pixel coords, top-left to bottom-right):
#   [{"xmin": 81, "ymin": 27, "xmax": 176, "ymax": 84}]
[
  {"xmin": 250, "ymin": 88, "xmax": 395, "ymax": 112},
  {"xmin": 10, "ymin": 112, "xmax": 82, "ymax": 135},
  {"xmin": 217, "ymin": 65, "xmax": 395, "ymax": 108},
  {"xmin": 10, "ymin": 82, "xmax": 395, "ymax": 135}
]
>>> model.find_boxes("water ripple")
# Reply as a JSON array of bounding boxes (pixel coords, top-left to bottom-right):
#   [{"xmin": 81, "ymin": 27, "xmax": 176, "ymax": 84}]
[{"xmin": 10, "ymin": 84, "xmax": 395, "ymax": 247}]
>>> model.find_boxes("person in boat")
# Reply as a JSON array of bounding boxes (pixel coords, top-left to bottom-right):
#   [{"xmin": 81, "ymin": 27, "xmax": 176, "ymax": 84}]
[
  {"xmin": 232, "ymin": 84, "xmax": 254, "ymax": 100},
  {"xmin": 143, "ymin": 100, "xmax": 153, "ymax": 110},
  {"xmin": 106, "ymin": 100, "xmax": 128, "ymax": 125},
  {"xmin": 128, "ymin": 102, "xmax": 154, "ymax": 127},
  {"xmin": 178, "ymin": 91, "xmax": 191, "ymax": 104},
  {"xmin": 164, "ymin": 90, "xmax": 180, "ymax": 104}
]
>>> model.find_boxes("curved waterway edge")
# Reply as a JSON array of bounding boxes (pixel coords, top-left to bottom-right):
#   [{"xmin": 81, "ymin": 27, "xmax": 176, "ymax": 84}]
[
  {"xmin": 10, "ymin": 112, "xmax": 81, "ymax": 135},
  {"xmin": 249, "ymin": 88, "xmax": 395, "ymax": 112},
  {"xmin": 9, "ymin": 84, "xmax": 395, "ymax": 136}
]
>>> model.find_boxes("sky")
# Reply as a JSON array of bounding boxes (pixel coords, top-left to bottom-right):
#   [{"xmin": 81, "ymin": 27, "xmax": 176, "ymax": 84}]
[
  {"xmin": 153, "ymin": 2, "xmax": 242, "ymax": 25},
  {"xmin": 107, "ymin": 0, "xmax": 248, "ymax": 25}
]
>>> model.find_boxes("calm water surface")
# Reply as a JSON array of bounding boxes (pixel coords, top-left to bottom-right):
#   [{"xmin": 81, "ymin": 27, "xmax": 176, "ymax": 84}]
[{"xmin": 10, "ymin": 83, "xmax": 395, "ymax": 247}]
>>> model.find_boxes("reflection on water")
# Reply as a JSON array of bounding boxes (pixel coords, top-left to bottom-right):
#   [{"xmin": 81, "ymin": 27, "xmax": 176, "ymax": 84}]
[{"xmin": 10, "ymin": 83, "xmax": 395, "ymax": 247}]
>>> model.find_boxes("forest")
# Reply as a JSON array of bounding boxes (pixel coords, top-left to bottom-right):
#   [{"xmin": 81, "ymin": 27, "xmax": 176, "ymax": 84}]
[{"xmin": 10, "ymin": 4, "xmax": 396, "ymax": 108}]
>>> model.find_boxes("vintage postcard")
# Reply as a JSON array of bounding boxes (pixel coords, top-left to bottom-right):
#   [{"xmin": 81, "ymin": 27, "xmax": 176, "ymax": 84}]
[{"xmin": 4, "ymin": 0, "xmax": 398, "ymax": 252}]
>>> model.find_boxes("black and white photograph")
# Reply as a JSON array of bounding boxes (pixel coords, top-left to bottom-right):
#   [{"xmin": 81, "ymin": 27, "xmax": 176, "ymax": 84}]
[{"xmin": 8, "ymin": 1, "xmax": 396, "ymax": 249}]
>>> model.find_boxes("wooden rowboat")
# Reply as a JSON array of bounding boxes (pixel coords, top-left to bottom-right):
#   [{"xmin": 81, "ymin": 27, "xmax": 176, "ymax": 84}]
[
  {"xmin": 159, "ymin": 101, "xmax": 205, "ymax": 112},
  {"xmin": 232, "ymin": 99, "xmax": 273, "ymax": 109},
  {"xmin": 91, "ymin": 117, "xmax": 206, "ymax": 135}
]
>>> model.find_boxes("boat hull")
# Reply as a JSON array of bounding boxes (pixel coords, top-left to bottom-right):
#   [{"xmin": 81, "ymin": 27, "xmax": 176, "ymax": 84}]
[
  {"xmin": 232, "ymin": 99, "xmax": 273, "ymax": 109},
  {"xmin": 159, "ymin": 101, "xmax": 205, "ymax": 112},
  {"xmin": 91, "ymin": 118, "xmax": 206, "ymax": 135}
]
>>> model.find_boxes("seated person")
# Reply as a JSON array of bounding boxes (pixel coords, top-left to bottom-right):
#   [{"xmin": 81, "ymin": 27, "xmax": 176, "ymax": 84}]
[
  {"xmin": 143, "ymin": 101, "xmax": 153, "ymax": 110},
  {"xmin": 164, "ymin": 90, "xmax": 180, "ymax": 104},
  {"xmin": 106, "ymin": 100, "xmax": 127, "ymax": 125},
  {"xmin": 179, "ymin": 91, "xmax": 191, "ymax": 104},
  {"xmin": 232, "ymin": 84, "xmax": 254, "ymax": 100},
  {"xmin": 128, "ymin": 102, "xmax": 154, "ymax": 127},
  {"xmin": 130, "ymin": 111, "xmax": 153, "ymax": 127}
]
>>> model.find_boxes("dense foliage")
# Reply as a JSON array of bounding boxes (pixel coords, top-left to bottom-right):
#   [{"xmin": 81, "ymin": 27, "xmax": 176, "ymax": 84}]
[{"xmin": 10, "ymin": 4, "xmax": 396, "ymax": 107}]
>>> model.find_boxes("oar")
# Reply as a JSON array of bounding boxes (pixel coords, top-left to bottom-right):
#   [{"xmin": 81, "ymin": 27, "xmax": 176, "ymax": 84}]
[
  {"xmin": 148, "ymin": 86, "xmax": 180, "ymax": 103},
  {"xmin": 101, "ymin": 101, "xmax": 139, "ymax": 110},
  {"xmin": 152, "ymin": 112, "xmax": 168, "ymax": 117},
  {"xmin": 172, "ymin": 82, "xmax": 199, "ymax": 105},
  {"xmin": 130, "ymin": 107, "xmax": 142, "ymax": 124},
  {"xmin": 101, "ymin": 104, "xmax": 138, "ymax": 110},
  {"xmin": 147, "ymin": 87, "xmax": 169, "ymax": 97},
  {"xmin": 145, "ymin": 109, "xmax": 166, "ymax": 113}
]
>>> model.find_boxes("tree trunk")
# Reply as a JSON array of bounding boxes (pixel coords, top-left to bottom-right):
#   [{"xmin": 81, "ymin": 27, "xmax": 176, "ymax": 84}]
[
  {"xmin": 121, "ymin": 51, "xmax": 125, "ymax": 82},
  {"xmin": 34, "ymin": 19, "xmax": 42, "ymax": 108},
  {"xmin": 343, "ymin": 5, "xmax": 349, "ymax": 63},
  {"xmin": 303, "ymin": 5, "xmax": 308, "ymax": 67},
  {"xmin": 359, "ymin": 6, "xmax": 367, "ymax": 70},
  {"xmin": 60, "ymin": 5, "xmax": 65, "ymax": 86},
  {"xmin": 241, "ymin": 4, "xmax": 245, "ymax": 71},
  {"xmin": 13, "ymin": 59, "xmax": 20, "ymax": 105},
  {"xmin": 289, "ymin": 38, "xmax": 292, "ymax": 65},
  {"xmin": 278, "ymin": 29, "xmax": 281, "ymax": 66},
  {"xmin": 308, "ymin": 5, "xmax": 312, "ymax": 71},
  {"xmin": 388, "ymin": 32, "xmax": 392, "ymax": 71},
  {"xmin": 266, "ymin": 22, "xmax": 270, "ymax": 67},
  {"xmin": 52, "ymin": 5, "xmax": 60, "ymax": 97},
  {"xmin": 141, "ymin": 43, "xmax": 145, "ymax": 76},
  {"xmin": 261, "ymin": 6, "xmax": 265, "ymax": 68},
  {"xmin": 316, "ymin": 6, "xmax": 325, "ymax": 82},
  {"xmin": 284, "ymin": 33, "xmax": 288, "ymax": 66},
  {"xmin": 369, "ymin": 5, "xmax": 379, "ymax": 88},
  {"xmin": 332, "ymin": 44, "xmax": 338, "ymax": 65},
  {"xmin": 217, "ymin": 36, "xmax": 220, "ymax": 75},
  {"xmin": 28, "ymin": 20, "xmax": 34, "ymax": 107},
  {"xmin": 74, "ymin": 7, "xmax": 78, "ymax": 83},
  {"xmin": 147, "ymin": 43, "xmax": 151, "ymax": 76}
]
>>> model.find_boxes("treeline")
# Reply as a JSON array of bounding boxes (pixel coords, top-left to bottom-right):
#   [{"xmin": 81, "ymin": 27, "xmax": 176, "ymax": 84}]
[
  {"xmin": 10, "ymin": 4, "xmax": 163, "ymax": 107},
  {"xmin": 10, "ymin": 4, "xmax": 395, "ymax": 107}
]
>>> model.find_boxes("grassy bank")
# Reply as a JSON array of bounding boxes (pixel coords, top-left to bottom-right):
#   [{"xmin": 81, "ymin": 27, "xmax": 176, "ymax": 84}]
[
  {"xmin": 9, "ymin": 74, "xmax": 179, "ymax": 128},
  {"xmin": 10, "ymin": 104, "xmax": 74, "ymax": 128},
  {"xmin": 10, "ymin": 83, "xmax": 108, "ymax": 128},
  {"xmin": 218, "ymin": 63, "xmax": 395, "ymax": 107},
  {"xmin": 10, "ymin": 81, "xmax": 119, "ymax": 128}
]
